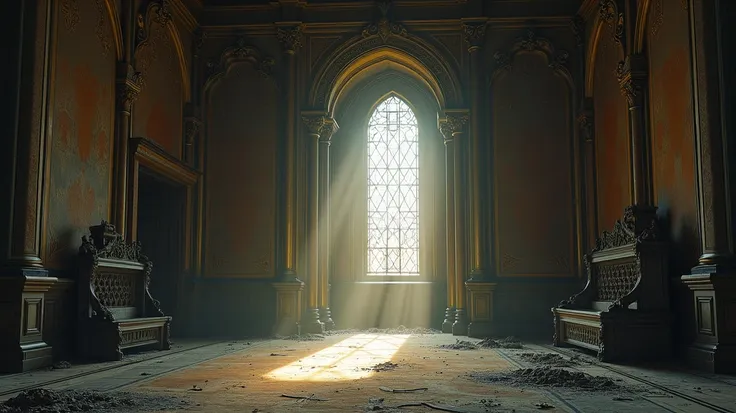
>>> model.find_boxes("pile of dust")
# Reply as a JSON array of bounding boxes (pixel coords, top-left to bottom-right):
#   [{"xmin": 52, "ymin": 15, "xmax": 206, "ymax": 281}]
[
  {"xmin": 364, "ymin": 362, "xmax": 399, "ymax": 372},
  {"xmin": 439, "ymin": 339, "xmax": 479, "ymax": 350},
  {"xmin": 439, "ymin": 336, "xmax": 523, "ymax": 350},
  {"xmin": 519, "ymin": 352, "xmax": 576, "ymax": 367},
  {"xmin": 326, "ymin": 326, "xmax": 440, "ymax": 336},
  {"xmin": 470, "ymin": 367, "xmax": 622, "ymax": 392},
  {"xmin": 0, "ymin": 389, "xmax": 188, "ymax": 413},
  {"xmin": 476, "ymin": 337, "xmax": 523, "ymax": 349},
  {"xmin": 275, "ymin": 333, "xmax": 325, "ymax": 341}
]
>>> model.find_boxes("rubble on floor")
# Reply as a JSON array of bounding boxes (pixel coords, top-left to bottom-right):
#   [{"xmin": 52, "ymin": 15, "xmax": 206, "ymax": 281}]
[
  {"xmin": 0, "ymin": 389, "xmax": 188, "ymax": 413},
  {"xmin": 365, "ymin": 362, "xmax": 399, "ymax": 372},
  {"xmin": 438, "ymin": 336, "xmax": 524, "ymax": 350},
  {"xmin": 470, "ymin": 367, "xmax": 624, "ymax": 392},
  {"xmin": 518, "ymin": 352, "xmax": 577, "ymax": 367},
  {"xmin": 276, "ymin": 333, "xmax": 326, "ymax": 341}
]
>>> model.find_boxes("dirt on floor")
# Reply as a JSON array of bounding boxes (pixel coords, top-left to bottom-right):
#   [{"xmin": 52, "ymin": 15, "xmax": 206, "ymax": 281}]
[
  {"xmin": 439, "ymin": 337, "xmax": 524, "ymax": 350},
  {"xmin": 0, "ymin": 389, "xmax": 189, "ymax": 413},
  {"xmin": 469, "ymin": 367, "xmax": 625, "ymax": 392}
]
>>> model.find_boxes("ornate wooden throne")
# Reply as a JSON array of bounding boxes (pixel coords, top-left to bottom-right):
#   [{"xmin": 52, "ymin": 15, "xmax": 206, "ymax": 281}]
[
  {"xmin": 552, "ymin": 206, "xmax": 671, "ymax": 362},
  {"xmin": 77, "ymin": 221, "xmax": 171, "ymax": 361}
]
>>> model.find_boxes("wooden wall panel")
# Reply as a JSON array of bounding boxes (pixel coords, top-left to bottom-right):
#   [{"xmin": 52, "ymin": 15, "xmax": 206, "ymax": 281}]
[
  {"xmin": 647, "ymin": 0, "xmax": 700, "ymax": 272},
  {"xmin": 593, "ymin": 29, "xmax": 630, "ymax": 231},
  {"xmin": 492, "ymin": 52, "xmax": 576, "ymax": 277},
  {"xmin": 133, "ymin": 23, "xmax": 184, "ymax": 159},
  {"xmin": 44, "ymin": 0, "xmax": 116, "ymax": 269},
  {"xmin": 204, "ymin": 63, "xmax": 278, "ymax": 278}
]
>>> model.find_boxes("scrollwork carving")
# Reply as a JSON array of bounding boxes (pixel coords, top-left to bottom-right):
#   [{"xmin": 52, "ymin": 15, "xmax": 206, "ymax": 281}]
[
  {"xmin": 277, "ymin": 24, "xmax": 304, "ymax": 54},
  {"xmin": 490, "ymin": 30, "xmax": 571, "ymax": 83},
  {"xmin": 438, "ymin": 112, "xmax": 469, "ymax": 142},
  {"xmin": 135, "ymin": 0, "xmax": 172, "ymax": 53},
  {"xmin": 593, "ymin": 205, "xmax": 661, "ymax": 252},
  {"xmin": 462, "ymin": 21, "xmax": 487, "ymax": 51},
  {"xmin": 204, "ymin": 37, "xmax": 277, "ymax": 91},
  {"xmin": 319, "ymin": 118, "xmax": 339, "ymax": 143},
  {"xmin": 599, "ymin": 0, "xmax": 624, "ymax": 46},
  {"xmin": 616, "ymin": 56, "xmax": 647, "ymax": 108},
  {"xmin": 302, "ymin": 115, "xmax": 327, "ymax": 136},
  {"xmin": 116, "ymin": 70, "xmax": 144, "ymax": 112}
]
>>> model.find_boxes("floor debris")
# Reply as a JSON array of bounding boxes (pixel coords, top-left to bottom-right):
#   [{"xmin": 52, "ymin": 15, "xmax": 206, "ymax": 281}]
[
  {"xmin": 519, "ymin": 352, "xmax": 576, "ymax": 367},
  {"xmin": 439, "ymin": 340, "xmax": 478, "ymax": 350},
  {"xmin": 378, "ymin": 386, "xmax": 428, "ymax": 393},
  {"xmin": 280, "ymin": 394, "xmax": 328, "ymax": 402},
  {"xmin": 470, "ymin": 367, "xmax": 624, "ymax": 392},
  {"xmin": 0, "ymin": 388, "xmax": 188, "ymax": 413},
  {"xmin": 366, "ymin": 362, "xmax": 399, "ymax": 372},
  {"xmin": 476, "ymin": 337, "xmax": 523, "ymax": 349}
]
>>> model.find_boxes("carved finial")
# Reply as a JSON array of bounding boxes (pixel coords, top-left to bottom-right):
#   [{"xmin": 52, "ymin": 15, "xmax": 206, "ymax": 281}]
[
  {"xmin": 277, "ymin": 24, "xmax": 304, "ymax": 54},
  {"xmin": 438, "ymin": 112, "xmax": 469, "ymax": 142},
  {"xmin": 599, "ymin": 0, "xmax": 624, "ymax": 46},
  {"xmin": 462, "ymin": 21, "xmax": 487, "ymax": 51}
]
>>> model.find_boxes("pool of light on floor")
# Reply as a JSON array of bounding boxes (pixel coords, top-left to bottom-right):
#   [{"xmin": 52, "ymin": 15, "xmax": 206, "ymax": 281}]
[{"xmin": 264, "ymin": 334, "xmax": 410, "ymax": 382}]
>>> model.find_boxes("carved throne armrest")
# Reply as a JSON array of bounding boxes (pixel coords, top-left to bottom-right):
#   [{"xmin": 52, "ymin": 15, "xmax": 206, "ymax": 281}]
[{"xmin": 557, "ymin": 254, "xmax": 595, "ymax": 309}]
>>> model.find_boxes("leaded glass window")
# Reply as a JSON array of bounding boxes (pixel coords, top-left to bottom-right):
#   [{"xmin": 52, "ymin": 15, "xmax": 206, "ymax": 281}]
[{"xmin": 367, "ymin": 95, "xmax": 419, "ymax": 276}]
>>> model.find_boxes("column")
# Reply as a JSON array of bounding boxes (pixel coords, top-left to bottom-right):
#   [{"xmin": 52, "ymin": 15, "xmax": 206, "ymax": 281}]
[
  {"xmin": 438, "ymin": 116, "xmax": 457, "ymax": 333},
  {"xmin": 462, "ymin": 19, "xmax": 491, "ymax": 281},
  {"xmin": 318, "ymin": 118, "xmax": 338, "ymax": 330},
  {"xmin": 680, "ymin": 0, "xmax": 736, "ymax": 374},
  {"xmin": 438, "ymin": 111, "xmax": 470, "ymax": 336},
  {"xmin": 300, "ymin": 113, "xmax": 325, "ymax": 334},
  {"xmin": 272, "ymin": 23, "xmax": 304, "ymax": 336},
  {"xmin": 616, "ymin": 55, "xmax": 652, "ymax": 207},
  {"xmin": 116, "ymin": 66, "xmax": 142, "ymax": 238},
  {"xmin": 578, "ymin": 99, "xmax": 597, "ymax": 248},
  {"xmin": 0, "ymin": 0, "xmax": 56, "ymax": 373}
]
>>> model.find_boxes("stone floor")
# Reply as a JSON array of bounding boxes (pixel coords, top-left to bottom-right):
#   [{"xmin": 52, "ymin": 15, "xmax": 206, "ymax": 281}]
[{"xmin": 1, "ymin": 333, "xmax": 735, "ymax": 412}]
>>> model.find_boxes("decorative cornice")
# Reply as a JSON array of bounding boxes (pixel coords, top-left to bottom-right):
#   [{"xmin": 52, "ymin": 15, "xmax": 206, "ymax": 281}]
[
  {"xmin": 438, "ymin": 110, "xmax": 469, "ymax": 142},
  {"xmin": 599, "ymin": 0, "xmax": 624, "ymax": 47},
  {"xmin": 276, "ymin": 23, "xmax": 304, "ymax": 54},
  {"xmin": 461, "ymin": 20, "xmax": 487, "ymax": 51}
]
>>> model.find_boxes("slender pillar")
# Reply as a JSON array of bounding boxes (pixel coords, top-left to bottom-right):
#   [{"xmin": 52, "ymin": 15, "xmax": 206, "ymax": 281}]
[
  {"xmin": 318, "ymin": 118, "xmax": 338, "ymax": 330},
  {"xmin": 680, "ymin": 0, "xmax": 736, "ymax": 374},
  {"xmin": 438, "ymin": 116, "xmax": 457, "ymax": 333},
  {"xmin": 275, "ymin": 23, "xmax": 303, "ymax": 281},
  {"xmin": 578, "ymin": 100, "xmax": 598, "ymax": 249},
  {"xmin": 273, "ymin": 23, "xmax": 304, "ymax": 336},
  {"xmin": 462, "ymin": 19, "xmax": 491, "ymax": 280},
  {"xmin": 300, "ymin": 113, "xmax": 325, "ymax": 334},
  {"xmin": 0, "ymin": 0, "xmax": 56, "ymax": 373},
  {"xmin": 439, "ymin": 112, "xmax": 470, "ymax": 336},
  {"xmin": 616, "ymin": 55, "xmax": 652, "ymax": 207},
  {"xmin": 116, "ymin": 66, "xmax": 142, "ymax": 237}
]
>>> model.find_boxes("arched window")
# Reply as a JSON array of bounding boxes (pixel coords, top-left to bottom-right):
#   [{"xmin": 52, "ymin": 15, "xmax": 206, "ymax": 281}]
[{"xmin": 366, "ymin": 95, "xmax": 419, "ymax": 276}]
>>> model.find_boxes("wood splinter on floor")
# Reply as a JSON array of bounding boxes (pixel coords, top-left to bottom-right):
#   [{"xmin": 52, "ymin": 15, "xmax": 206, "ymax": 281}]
[
  {"xmin": 281, "ymin": 394, "xmax": 329, "ymax": 402},
  {"xmin": 379, "ymin": 386, "xmax": 428, "ymax": 393}
]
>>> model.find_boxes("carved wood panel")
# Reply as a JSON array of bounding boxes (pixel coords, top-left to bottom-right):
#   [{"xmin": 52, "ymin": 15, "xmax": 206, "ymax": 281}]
[
  {"xmin": 204, "ymin": 63, "xmax": 277, "ymax": 278},
  {"xmin": 492, "ymin": 51, "xmax": 576, "ymax": 277}
]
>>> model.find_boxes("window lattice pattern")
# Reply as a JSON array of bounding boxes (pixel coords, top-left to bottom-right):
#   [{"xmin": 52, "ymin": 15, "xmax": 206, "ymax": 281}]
[{"xmin": 367, "ymin": 95, "xmax": 419, "ymax": 276}]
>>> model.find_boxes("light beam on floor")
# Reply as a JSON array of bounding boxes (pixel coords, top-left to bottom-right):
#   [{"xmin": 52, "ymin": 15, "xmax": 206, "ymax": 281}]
[{"xmin": 264, "ymin": 334, "xmax": 410, "ymax": 382}]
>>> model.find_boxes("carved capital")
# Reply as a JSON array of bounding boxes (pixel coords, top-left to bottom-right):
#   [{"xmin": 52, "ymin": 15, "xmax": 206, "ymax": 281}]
[
  {"xmin": 319, "ymin": 118, "xmax": 339, "ymax": 143},
  {"xmin": 302, "ymin": 114, "xmax": 327, "ymax": 136},
  {"xmin": 116, "ymin": 71, "xmax": 143, "ymax": 112},
  {"xmin": 616, "ymin": 55, "xmax": 646, "ymax": 107},
  {"xmin": 438, "ymin": 111, "xmax": 469, "ymax": 142},
  {"xmin": 362, "ymin": 18, "xmax": 407, "ymax": 42},
  {"xmin": 599, "ymin": 0, "xmax": 624, "ymax": 46},
  {"xmin": 276, "ymin": 24, "xmax": 304, "ymax": 54},
  {"xmin": 577, "ymin": 111, "xmax": 594, "ymax": 143},
  {"xmin": 462, "ymin": 21, "xmax": 487, "ymax": 51},
  {"xmin": 184, "ymin": 116, "xmax": 202, "ymax": 147}
]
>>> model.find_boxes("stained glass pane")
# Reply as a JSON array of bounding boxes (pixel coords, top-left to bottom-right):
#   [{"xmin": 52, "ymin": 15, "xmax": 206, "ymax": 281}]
[{"xmin": 367, "ymin": 95, "xmax": 419, "ymax": 276}]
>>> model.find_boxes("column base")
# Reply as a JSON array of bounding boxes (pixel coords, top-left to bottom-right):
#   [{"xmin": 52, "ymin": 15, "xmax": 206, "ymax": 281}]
[
  {"xmin": 442, "ymin": 307, "xmax": 455, "ymax": 333},
  {"xmin": 302, "ymin": 308, "xmax": 325, "ymax": 334},
  {"xmin": 272, "ymin": 279, "xmax": 304, "ymax": 337},
  {"xmin": 452, "ymin": 309, "xmax": 468, "ymax": 336},
  {"xmin": 319, "ymin": 307, "xmax": 335, "ymax": 331},
  {"xmin": 0, "ymin": 270, "xmax": 56, "ymax": 373},
  {"xmin": 681, "ymin": 270, "xmax": 736, "ymax": 374},
  {"xmin": 466, "ymin": 280, "xmax": 497, "ymax": 339}
]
